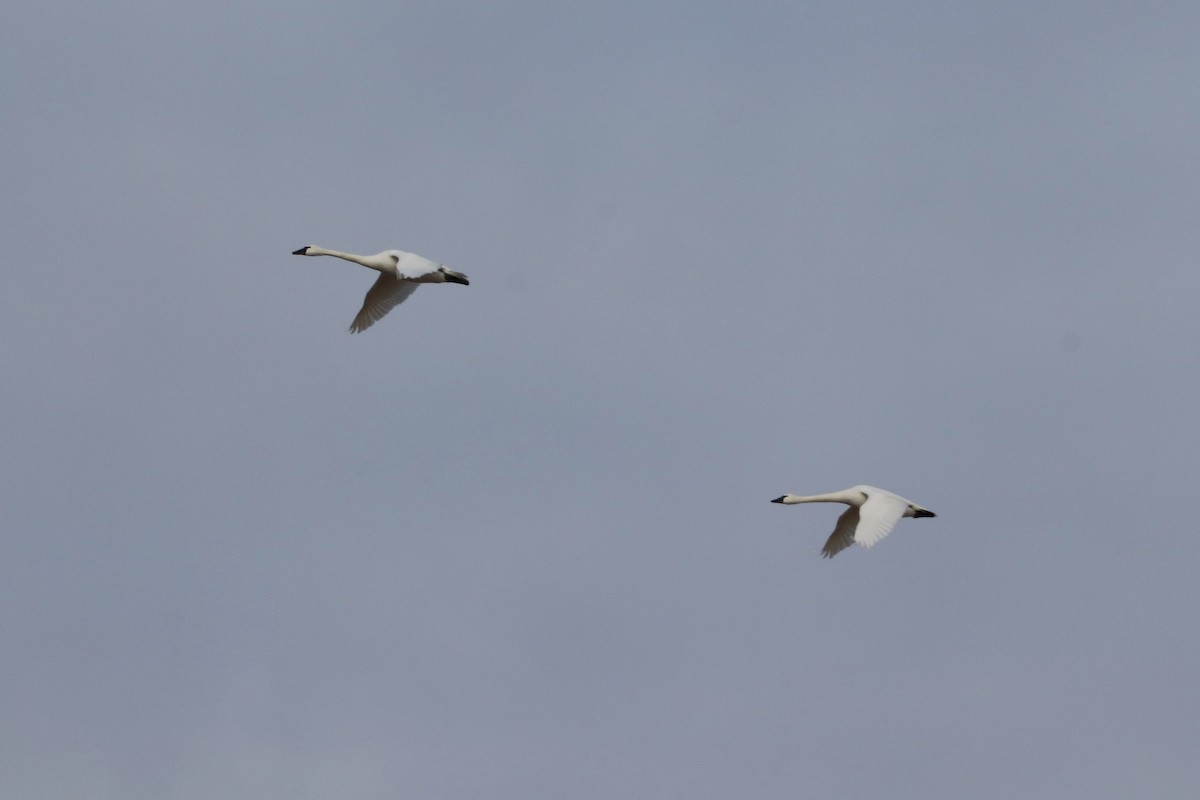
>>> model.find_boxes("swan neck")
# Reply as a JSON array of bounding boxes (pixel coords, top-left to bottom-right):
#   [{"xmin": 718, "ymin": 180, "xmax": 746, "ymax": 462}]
[
  {"xmin": 782, "ymin": 491, "xmax": 856, "ymax": 505},
  {"xmin": 309, "ymin": 246, "xmax": 376, "ymax": 268}
]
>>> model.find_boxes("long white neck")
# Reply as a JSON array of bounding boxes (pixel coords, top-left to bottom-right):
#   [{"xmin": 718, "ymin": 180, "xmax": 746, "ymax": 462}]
[
  {"xmin": 775, "ymin": 489, "xmax": 863, "ymax": 506},
  {"xmin": 306, "ymin": 246, "xmax": 388, "ymax": 270}
]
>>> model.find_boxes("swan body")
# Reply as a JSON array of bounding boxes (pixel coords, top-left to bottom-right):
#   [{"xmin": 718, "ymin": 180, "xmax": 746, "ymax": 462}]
[
  {"xmin": 770, "ymin": 485, "xmax": 935, "ymax": 558},
  {"xmin": 292, "ymin": 245, "xmax": 469, "ymax": 333}
]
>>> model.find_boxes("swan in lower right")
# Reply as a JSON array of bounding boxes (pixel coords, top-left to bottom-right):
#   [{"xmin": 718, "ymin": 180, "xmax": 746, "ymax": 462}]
[
  {"xmin": 770, "ymin": 485, "xmax": 936, "ymax": 558},
  {"xmin": 292, "ymin": 244, "xmax": 469, "ymax": 333}
]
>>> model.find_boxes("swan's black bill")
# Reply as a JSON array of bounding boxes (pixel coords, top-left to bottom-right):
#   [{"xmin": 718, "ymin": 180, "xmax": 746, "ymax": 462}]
[
  {"xmin": 443, "ymin": 272, "xmax": 470, "ymax": 286},
  {"xmin": 770, "ymin": 496, "xmax": 787, "ymax": 504},
  {"xmin": 292, "ymin": 247, "xmax": 309, "ymax": 255},
  {"xmin": 913, "ymin": 509, "xmax": 936, "ymax": 518}
]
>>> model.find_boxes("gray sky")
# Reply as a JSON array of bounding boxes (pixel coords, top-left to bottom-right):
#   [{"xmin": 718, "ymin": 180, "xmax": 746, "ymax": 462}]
[{"xmin": 3, "ymin": 2, "xmax": 1199, "ymax": 798}]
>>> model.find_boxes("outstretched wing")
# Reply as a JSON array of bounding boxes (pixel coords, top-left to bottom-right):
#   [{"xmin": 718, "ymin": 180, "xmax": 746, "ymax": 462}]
[
  {"xmin": 853, "ymin": 491, "xmax": 908, "ymax": 549},
  {"xmin": 349, "ymin": 273, "xmax": 420, "ymax": 333},
  {"xmin": 822, "ymin": 506, "xmax": 859, "ymax": 558}
]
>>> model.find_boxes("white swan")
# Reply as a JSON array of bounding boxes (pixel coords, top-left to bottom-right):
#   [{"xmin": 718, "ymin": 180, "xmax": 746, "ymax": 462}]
[
  {"xmin": 292, "ymin": 245, "xmax": 469, "ymax": 333},
  {"xmin": 770, "ymin": 485, "xmax": 936, "ymax": 558}
]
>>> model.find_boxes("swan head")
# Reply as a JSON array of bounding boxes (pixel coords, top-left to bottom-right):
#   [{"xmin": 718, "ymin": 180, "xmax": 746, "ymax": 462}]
[
  {"xmin": 771, "ymin": 494, "xmax": 799, "ymax": 504},
  {"xmin": 910, "ymin": 506, "xmax": 936, "ymax": 518},
  {"xmin": 439, "ymin": 267, "xmax": 470, "ymax": 286},
  {"xmin": 292, "ymin": 246, "xmax": 313, "ymax": 255}
]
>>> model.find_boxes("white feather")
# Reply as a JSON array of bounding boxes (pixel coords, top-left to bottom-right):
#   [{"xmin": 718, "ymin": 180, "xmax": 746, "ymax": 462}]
[
  {"xmin": 291, "ymin": 245, "xmax": 469, "ymax": 333},
  {"xmin": 770, "ymin": 485, "xmax": 936, "ymax": 558}
]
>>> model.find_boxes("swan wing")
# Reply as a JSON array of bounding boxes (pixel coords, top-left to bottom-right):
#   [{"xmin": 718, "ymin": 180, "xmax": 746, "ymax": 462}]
[
  {"xmin": 392, "ymin": 251, "xmax": 443, "ymax": 280},
  {"xmin": 349, "ymin": 273, "xmax": 420, "ymax": 333},
  {"xmin": 853, "ymin": 491, "xmax": 908, "ymax": 549},
  {"xmin": 822, "ymin": 506, "xmax": 859, "ymax": 558}
]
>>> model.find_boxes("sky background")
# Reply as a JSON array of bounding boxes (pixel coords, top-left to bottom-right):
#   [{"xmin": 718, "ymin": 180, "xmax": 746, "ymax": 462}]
[{"xmin": 3, "ymin": 2, "xmax": 1199, "ymax": 798}]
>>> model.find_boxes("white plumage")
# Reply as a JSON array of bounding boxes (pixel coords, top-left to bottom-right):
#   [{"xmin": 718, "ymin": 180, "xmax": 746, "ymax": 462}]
[
  {"xmin": 292, "ymin": 245, "xmax": 469, "ymax": 333},
  {"xmin": 770, "ymin": 485, "xmax": 936, "ymax": 558}
]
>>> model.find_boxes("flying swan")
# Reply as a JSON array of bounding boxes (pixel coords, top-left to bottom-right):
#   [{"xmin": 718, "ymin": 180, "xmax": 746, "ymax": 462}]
[
  {"xmin": 292, "ymin": 245, "xmax": 469, "ymax": 333},
  {"xmin": 770, "ymin": 485, "xmax": 936, "ymax": 558}
]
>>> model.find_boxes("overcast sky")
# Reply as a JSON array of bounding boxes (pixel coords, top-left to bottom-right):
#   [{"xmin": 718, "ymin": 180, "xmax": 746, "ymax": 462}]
[{"xmin": 3, "ymin": 2, "xmax": 1199, "ymax": 798}]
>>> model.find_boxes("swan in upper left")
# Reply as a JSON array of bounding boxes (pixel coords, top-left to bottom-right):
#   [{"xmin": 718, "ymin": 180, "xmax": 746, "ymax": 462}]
[
  {"xmin": 292, "ymin": 245, "xmax": 469, "ymax": 333},
  {"xmin": 771, "ymin": 485, "xmax": 936, "ymax": 558}
]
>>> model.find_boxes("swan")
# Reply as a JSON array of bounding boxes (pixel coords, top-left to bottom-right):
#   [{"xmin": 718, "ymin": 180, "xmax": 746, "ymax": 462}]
[
  {"xmin": 770, "ymin": 485, "xmax": 936, "ymax": 558},
  {"xmin": 291, "ymin": 245, "xmax": 469, "ymax": 333}
]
